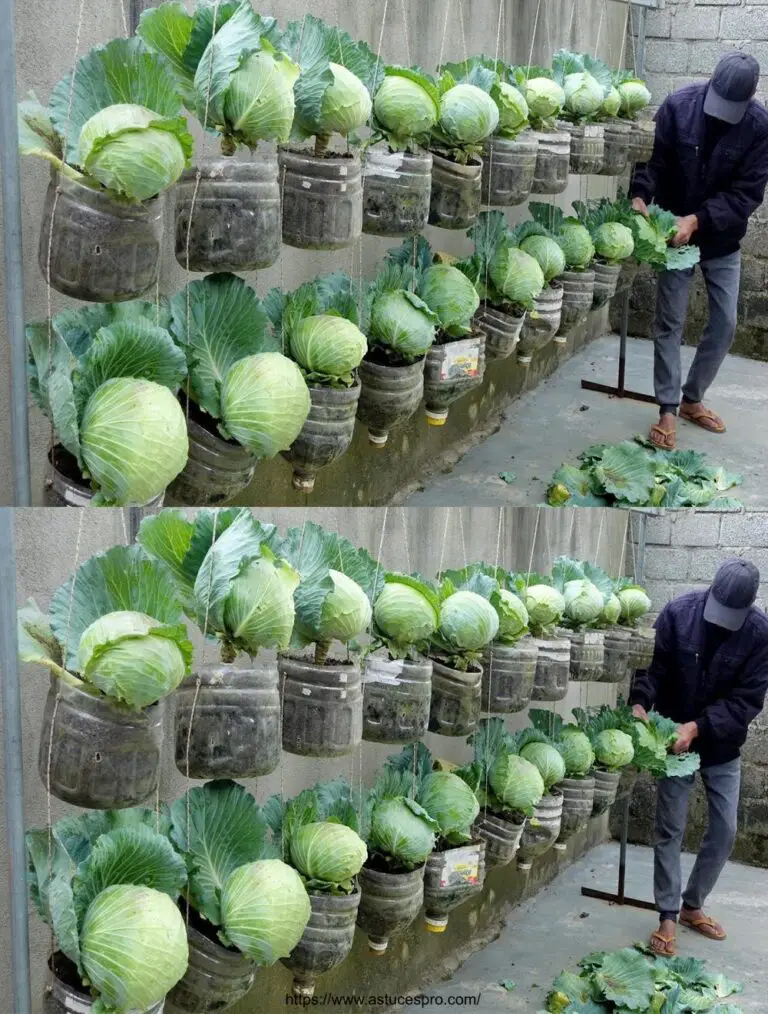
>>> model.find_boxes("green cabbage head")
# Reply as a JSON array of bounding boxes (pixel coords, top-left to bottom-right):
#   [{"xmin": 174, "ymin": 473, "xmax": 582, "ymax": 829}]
[
  {"xmin": 221, "ymin": 353, "xmax": 311, "ymax": 457},
  {"xmin": 495, "ymin": 81, "xmax": 529, "ymax": 137},
  {"xmin": 563, "ymin": 579, "xmax": 605, "ymax": 626},
  {"xmin": 418, "ymin": 264, "xmax": 480, "ymax": 337},
  {"xmin": 594, "ymin": 728, "xmax": 635, "ymax": 770},
  {"xmin": 290, "ymin": 315, "xmax": 367, "ymax": 381},
  {"xmin": 520, "ymin": 235, "xmax": 566, "ymax": 284},
  {"xmin": 558, "ymin": 728, "xmax": 595, "ymax": 777},
  {"xmin": 439, "ymin": 83, "xmax": 500, "ymax": 144},
  {"xmin": 224, "ymin": 49, "xmax": 299, "ymax": 147},
  {"xmin": 374, "ymin": 581, "xmax": 439, "ymax": 648},
  {"xmin": 318, "ymin": 569, "xmax": 372, "ymax": 644},
  {"xmin": 220, "ymin": 859, "xmax": 311, "ymax": 963},
  {"xmin": 564, "ymin": 72, "xmax": 604, "ymax": 118},
  {"xmin": 601, "ymin": 86, "xmax": 621, "ymax": 118},
  {"xmin": 494, "ymin": 588, "xmax": 529, "ymax": 644},
  {"xmin": 594, "ymin": 222, "xmax": 635, "ymax": 264},
  {"xmin": 438, "ymin": 590, "xmax": 500, "ymax": 653},
  {"xmin": 419, "ymin": 771, "xmax": 480, "ymax": 842},
  {"xmin": 520, "ymin": 741, "xmax": 566, "ymax": 791},
  {"xmin": 80, "ymin": 885, "xmax": 188, "ymax": 1011},
  {"xmin": 223, "ymin": 552, "xmax": 300, "ymax": 654},
  {"xmin": 290, "ymin": 821, "xmax": 368, "ymax": 887},
  {"xmin": 370, "ymin": 290, "xmax": 437, "ymax": 360},
  {"xmin": 370, "ymin": 797, "xmax": 437, "ymax": 866},
  {"xmin": 558, "ymin": 221, "xmax": 595, "ymax": 270},
  {"xmin": 319, "ymin": 62, "xmax": 372, "ymax": 137},
  {"xmin": 618, "ymin": 587, "xmax": 652, "ymax": 625},
  {"xmin": 489, "ymin": 752, "xmax": 545, "ymax": 813},
  {"xmin": 490, "ymin": 245, "xmax": 545, "ymax": 310},
  {"xmin": 602, "ymin": 593, "xmax": 622, "ymax": 625},
  {"xmin": 619, "ymin": 80, "xmax": 652, "ymax": 119},
  {"xmin": 524, "ymin": 77, "xmax": 565, "ymax": 121},
  {"xmin": 524, "ymin": 584, "xmax": 566, "ymax": 632},
  {"xmin": 374, "ymin": 74, "xmax": 439, "ymax": 142}
]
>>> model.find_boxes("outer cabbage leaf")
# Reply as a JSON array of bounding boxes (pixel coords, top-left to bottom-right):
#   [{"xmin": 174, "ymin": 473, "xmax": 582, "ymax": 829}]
[
  {"xmin": 593, "ymin": 948, "xmax": 656, "ymax": 1010},
  {"xmin": 136, "ymin": 1, "xmax": 196, "ymax": 108},
  {"xmin": 594, "ymin": 443, "xmax": 657, "ymax": 504},
  {"xmin": 221, "ymin": 352, "xmax": 310, "ymax": 456},
  {"xmin": 219, "ymin": 859, "xmax": 310, "ymax": 962}
]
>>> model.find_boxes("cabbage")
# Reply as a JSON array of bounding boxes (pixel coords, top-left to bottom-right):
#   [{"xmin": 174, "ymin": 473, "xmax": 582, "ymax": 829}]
[
  {"xmin": 220, "ymin": 860, "xmax": 311, "ymax": 963},
  {"xmin": 222, "ymin": 353, "xmax": 311, "ymax": 457},
  {"xmin": 290, "ymin": 822, "xmax": 367, "ymax": 887},
  {"xmin": 223, "ymin": 553, "xmax": 300, "ymax": 654},
  {"xmin": 439, "ymin": 83, "xmax": 500, "ymax": 144},
  {"xmin": 594, "ymin": 222, "xmax": 635, "ymax": 264},
  {"xmin": 495, "ymin": 81, "xmax": 529, "ymax": 137},
  {"xmin": 370, "ymin": 797, "xmax": 437, "ymax": 866},
  {"xmin": 489, "ymin": 751, "xmax": 545, "ymax": 813},
  {"xmin": 319, "ymin": 62, "xmax": 373, "ymax": 137},
  {"xmin": 558, "ymin": 221, "xmax": 595, "ymax": 271},
  {"xmin": 80, "ymin": 885, "xmax": 188, "ymax": 1011},
  {"xmin": 594, "ymin": 728, "xmax": 635, "ymax": 770},
  {"xmin": 618, "ymin": 587, "xmax": 652, "ymax": 625},
  {"xmin": 602, "ymin": 593, "xmax": 622, "ymax": 625},
  {"xmin": 374, "ymin": 72, "xmax": 440, "ymax": 143},
  {"xmin": 520, "ymin": 235, "xmax": 566, "ymax": 284},
  {"xmin": 418, "ymin": 771, "xmax": 480, "ymax": 843},
  {"xmin": 563, "ymin": 72, "xmax": 604, "ymax": 118},
  {"xmin": 224, "ymin": 48, "xmax": 299, "ymax": 148},
  {"xmin": 437, "ymin": 590, "xmax": 500, "ymax": 653},
  {"xmin": 490, "ymin": 245, "xmax": 545, "ymax": 310},
  {"xmin": 601, "ymin": 86, "xmax": 621, "ymax": 118},
  {"xmin": 524, "ymin": 584, "xmax": 566, "ymax": 632},
  {"xmin": 76, "ymin": 610, "xmax": 191, "ymax": 708},
  {"xmin": 373, "ymin": 580, "xmax": 439, "ymax": 649},
  {"xmin": 370, "ymin": 290, "xmax": 437, "ymax": 360},
  {"xmin": 289, "ymin": 315, "xmax": 367, "ymax": 382},
  {"xmin": 318, "ymin": 569, "xmax": 373, "ymax": 644},
  {"xmin": 619, "ymin": 80, "xmax": 652, "ymax": 119},
  {"xmin": 418, "ymin": 264, "xmax": 480, "ymax": 337},
  {"xmin": 563, "ymin": 579, "xmax": 605, "ymax": 627},
  {"xmin": 558, "ymin": 728, "xmax": 595, "ymax": 778},
  {"xmin": 80, "ymin": 377, "xmax": 189, "ymax": 506},
  {"xmin": 494, "ymin": 588, "xmax": 529, "ymax": 644},
  {"xmin": 524, "ymin": 77, "xmax": 565, "ymax": 122},
  {"xmin": 520, "ymin": 741, "xmax": 566, "ymax": 791}
]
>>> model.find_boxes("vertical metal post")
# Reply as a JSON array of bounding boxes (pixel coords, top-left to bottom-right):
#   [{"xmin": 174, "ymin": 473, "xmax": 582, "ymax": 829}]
[
  {"xmin": 0, "ymin": 0, "xmax": 32, "ymax": 506},
  {"xmin": 635, "ymin": 4, "xmax": 648, "ymax": 79},
  {"xmin": 617, "ymin": 795, "xmax": 630, "ymax": 904},
  {"xmin": 618, "ymin": 290, "xmax": 631, "ymax": 396},
  {"xmin": 129, "ymin": 0, "xmax": 152, "ymax": 32},
  {"xmin": 128, "ymin": 507, "xmax": 142, "ymax": 543},
  {"xmin": 0, "ymin": 508, "xmax": 32, "ymax": 1014}
]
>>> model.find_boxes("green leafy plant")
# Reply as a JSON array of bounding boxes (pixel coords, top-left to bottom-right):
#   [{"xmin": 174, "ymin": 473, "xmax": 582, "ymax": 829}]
[
  {"xmin": 511, "ymin": 66, "xmax": 565, "ymax": 129},
  {"xmin": 456, "ymin": 718, "xmax": 545, "ymax": 821},
  {"xmin": 431, "ymin": 64, "xmax": 500, "ymax": 163},
  {"xmin": 530, "ymin": 202, "xmax": 595, "ymax": 272},
  {"xmin": 430, "ymin": 568, "xmax": 500, "ymax": 670},
  {"xmin": 440, "ymin": 56, "xmax": 529, "ymax": 141},
  {"xmin": 372, "ymin": 573, "xmax": 441, "ymax": 660},
  {"xmin": 362, "ymin": 767, "xmax": 439, "ymax": 870},
  {"xmin": 615, "ymin": 69, "xmax": 652, "ymax": 121},
  {"xmin": 551, "ymin": 50, "xmax": 605, "ymax": 123},
  {"xmin": 457, "ymin": 211, "xmax": 545, "ymax": 315},
  {"xmin": 514, "ymin": 577, "xmax": 565, "ymax": 636},
  {"xmin": 516, "ymin": 728, "xmax": 567, "ymax": 792},
  {"xmin": 441, "ymin": 562, "xmax": 529, "ymax": 646},
  {"xmin": 573, "ymin": 704, "xmax": 635, "ymax": 772},
  {"xmin": 631, "ymin": 203, "xmax": 701, "ymax": 272},
  {"xmin": 515, "ymin": 221, "xmax": 567, "ymax": 286},
  {"xmin": 551, "ymin": 557, "xmax": 605, "ymax": 630},
  {"xmin": 631, "ymin": 710, "xmax": 702, "ymax": 779},
  {"xmin": 364, "ymin": 262, "xmax": 439, "ymax": 363},
  {"xmin": 530, "ymin": 711, "xmax": 597, "ymax": 779},
  {"xmin": 572, "ymin": 197, "xmax": 635, "ymax": 264},
  {"xmin": 371, "ymin": 66, "xmax": 441, "ymax": 151}
]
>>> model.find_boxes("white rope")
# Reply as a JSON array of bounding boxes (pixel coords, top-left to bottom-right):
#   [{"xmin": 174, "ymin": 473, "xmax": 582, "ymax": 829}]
[
  {"xmin": 119, "ymin": 0, "xmax": 128, "ymax": 36},
  {"xmin": 457, "ymin": 0, "xmax": 469, "ymax": 70},
  {"xmin": 617, "ymin": 510, "xmax": 630, "ymax": 580},
  {"xmin": 617, "ymin": 0, "xmax": 632, "ymax": 73},
  {"xmin": 525, "ymin": 507, "xmax": 542, "ymax": 586},
  {"xmin": 458, "ymin": 510, "xmax": 468, "ymax": 568},
  {"xmin": 399, "ymin": 0, "xmax": 412, "ymax": 67},
  {"xmin": 526, "ymin": 0, "xmax": 544, "ymax": 76},
  {"xmin": 594, "ymin": 0, "xmax": 608, "ymax": 60},
  {"xmin": 593, "ymin": 509, "xmax": 606, "ymax": 566},
  {"xmin": 374, "ymin": 0, "xmax": 390, "ymax": 82},
  {"xmin": 629, "ymin": 510, "xmax": 639, "ymax": 582},
  {"xmin": 438, "ymin": 508, "xmax": 451, "ymax": 577},
  {"xmin": 438, "ymin": 0, "xmax": 452, "ymax": 72},
  {"xmin": 400, "ymin": 507, "xmax": 411, "ymax": 575}
]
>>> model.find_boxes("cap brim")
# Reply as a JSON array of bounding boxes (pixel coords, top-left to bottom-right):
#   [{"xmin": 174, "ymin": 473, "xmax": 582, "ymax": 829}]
[
  {"xmin": 704, "ymin": 84, "xmax": 749, "ymax": 124},
  {"xmin": 704, "ymin": 590, "xmax": 749, "ymax": 631}
]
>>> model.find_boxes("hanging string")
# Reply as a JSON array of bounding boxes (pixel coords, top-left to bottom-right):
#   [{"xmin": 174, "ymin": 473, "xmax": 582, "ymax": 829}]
[
  {"xmin": 526, "ymin": 0, "xmax": 544, "ymax": 76},
  {"xmin": 525, "ymin": 506, "xmax": 542, "ymax": 586},
  {"xmin": 568, "ymin": 0, "xmax": 578, "ymax": 44},
  {"xmin": 458, "ymin": 509, "xmax": 468, "ymax": 569},
  {"xmin": 594, "ymin": 0, "xmax": 608, "ymax": 60},
  {"xmin": 119, "ymin": 0, "xmax": 129, "ymax": 36},
  {"xmin": 438, "ymin": 508, "xmax": 451, "ymax": 577},
  {"xmin": 629, "ymin": 510, "xmax": 639, "ymax": 583},
  {"xmin": 400, "ymin": 506, "xmax": 412, "ymax": 575},
  {"xmin": 120, "ymin": 508, "xmax": 129, "ymax": 545},
  {"xmin": 374, "ymin": 0, "xmax": 391, "ymax": 81},
  {"xmin": 438, "ymin": 0, "xmax": 452, "ymax": 72},
  {"xmin": 592, "ymin": 508, "xmax": 606, "ymax": 566},
  {"xmin": 456, "ymin": 0, "xmax": 469, "ymax": 72},
  {"xmin": 399, "ymin": 0, "xmax": 412, "ymax": 67},
  {"xmin": 617, "ymin": 0, "xmax": 632, "ymax": 73}
]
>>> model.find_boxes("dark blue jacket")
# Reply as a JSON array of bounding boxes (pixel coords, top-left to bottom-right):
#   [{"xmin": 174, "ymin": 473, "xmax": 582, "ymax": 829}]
[
  {"xmin": 630, "ymin": 83, "xmax": 768, "ymax": 262},
  {"xmin": 630, "ymin": 590, "xmax": 768, "ymax": 768}
]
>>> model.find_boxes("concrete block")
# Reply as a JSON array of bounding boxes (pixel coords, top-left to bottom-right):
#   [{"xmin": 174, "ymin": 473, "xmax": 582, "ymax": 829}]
[
  {"xmin": 741, "ymin": 292, "xmax": 768, "ymax": 328},
  {"xmin": 722, "ymin": 8, "xmax": 768, "ymax": 38},
  {"xmin": 739, "ymin": 797, "xmax": 768, "ymax": 835},
  {"xmin": 646, "ymin": 10, "xmax": 673, "ymax": 37},
  {"xmin": 640, "ymin": 513, "xmax": 673, "ymax": 546},
  {"xmin": 688, "ymin": 40, "xmax": 736, "ymax": 74},
  {"xmin": 687, "ymin": 547, "xmax": 750, "ymax": 582},
  {"xmin": 721, "ymin": 513, "xmax": 768, "ymax": 548},
  {"xmin": 645, "ymin": 40, "xmax": 691, "ymax": 73},
  {"xmin": 741, "ymin": 725, "xmax": 768, "ymax": 765},
  {"xmin": 671, "ymin": 7, "xmax": 722, "ymax": 39},
  {"xmin": 643, "ymin": 579, "xmax": 709, "ymax": 607},
  {"xmin": 740, "ymin": 763, "xmax": 768, "ymax": 800},
  {"xmin": 739, "ymin": 255, "xmax": 767, "ymax": 293},
  {"xmin": 644, "ymin": 546, "xmax": 692, "ymax": 581},
  {"xmin": 669, "ymin": 511, "xmax": 723, "ymax": 547}
]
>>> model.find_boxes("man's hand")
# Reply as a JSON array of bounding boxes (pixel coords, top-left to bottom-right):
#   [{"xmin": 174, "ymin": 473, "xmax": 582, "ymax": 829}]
[
  {"xmin": 632, "ymin": 704, "xmax": 649, "ymax": 721},
  {"xmin": 631, "ymin": 197, "xmax": 649, "ymax": 216},
  {"xmin": 671, "ymin": 215, "xmax": 698, "ymax": 247},
  {"xmin": 672, "ymin": 721, "xmax": 699, "ymax": 754}
]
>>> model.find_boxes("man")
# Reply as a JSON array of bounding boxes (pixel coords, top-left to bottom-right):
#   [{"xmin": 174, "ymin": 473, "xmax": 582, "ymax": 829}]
[
  {"xmin": 629, "ymin": 559, "xmax": 768, "ymax": 957},
  {"xmin": 630, "ymin": 52, "xmax": 768, "ymax": 451}
]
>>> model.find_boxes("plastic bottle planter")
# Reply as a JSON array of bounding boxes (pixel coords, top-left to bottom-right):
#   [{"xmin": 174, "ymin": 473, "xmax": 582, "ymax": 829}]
[
  {"xmin": 167, "ymin": 920, "xmax": 256, "ymax": 1014},
  {"xmin": 356, "ymin": 355, "xmax": 425, "ymax": 448},
  {"xmin": 473, "ymin": 811, "xmax": 526, "ymax": 868},
  {"xmin": 428, "ymin": 657, "xmax": 482, "ymax": 737},
  {"xmin": 601, "ymin": 628, "xmax": 633, "ymax": 684},
  {"xmin": 556, "ymin": 628, "xmax": 605, "ymax": 682},
  {"xmin": 480, "ymin": 133, "xmax": 538, "ymax": 206},
  {"xmin": 423, "ymin": 332, "xmax": 486, "ymax": 426},
  {"xmin": 616, "ymin": 765, "xmax": 640, "ymax": 803},
  {"xmin": 591, "ymin": 262, "xmax": 622, "ymax": 309},
  {"xmin": 168, "ymin": 414, "xmax": 257, "ymax": 507},
  {"xmin": 480, "ymin": 639, "xmax": 538, "ymax": 713},
  {"xmin": 554, "ymin": 776, "xmax": 595, "ymax": 852},
  {"xmin": 516, "ymin": 790, "xmax": 564, "ymax": 871},
  {"xmin": 628, "ymin": 120, "xmax": 656, "ymax": 165},
  {"xmin": 44, "ymin": 447, "xmax": 167, "ymax": 509},
  {"xmin": 517, "ymin": 284, "xmax": 564, "ymax": 364},
  {"xmin": 279, "ymin": 148, "xmax": 363, "ymax": 250},
  {"xmin": 627, "ymin": 627, "xmax": 657, "ymax": 673},
  {"xmin": 423, "ymin": 841, "xmax": 486, "ymax": 932},
  {"xmin": 362, "ymin": 654, "xmax": 432, "ymax": 744},
  {"xmin": 281, "ymin": 379, "xmax": 361, "ymax": 493},
  {"xmin": 173, "ymin": 666, "xmax": 280, "ymax": 780},
  {"xmin": 599, "ymin": 120, "xmax": 632, "ymax": 176},
  {"xmin": 557, "ymin": 122, "xmax": 605, "ymax": 176},
  {"xmin": 356, "ymin": 863, "xmax": 426, "ymax": 954},
  {"xmin": 474, "ymin": 304, "xmax": 525, "ymax": 361},
  {"xmin": 557, "ymin": 270, "xmax": 596, "ymax": 337},
  {"xmin": 530, "ymin": 635, "xmax": 570, "ymax": 702},
  {"xmin": 39, "ymin": 171, "xmax": 165, "ymax": 303},
  {"xmin": 529, "ymin": 130, "xmax": 571, "ymax": 195},
  {"xmin": 591, "ymin": 768, "xmax": 622, "ymax": 815},
  {"xmin": 44, "ymin": 954, "xmax": 165, "ymax": 1014},
  {"xmin": 428, "ymin": 152, "xmax": 483, "ymax": 230},
  {"xmin": 282, "ymin": 887, "xmax": 361, "ymax": 998},
  {"xmin": 39, "ymin": 678, "xmax": 164, "ymax": 809},
  {"xmin": 174, "ymin": 157, "xmax": 281, "ymax": 273},
  {"xmin": 279, "ymin": 655, "xmax": 363, "ymax": 758},
  {"xmin": 362, "ymin": 148, "xmax": 433, "ymax": 237}
]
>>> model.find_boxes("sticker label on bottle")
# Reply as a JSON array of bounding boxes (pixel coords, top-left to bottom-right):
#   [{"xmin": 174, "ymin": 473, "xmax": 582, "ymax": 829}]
[
  {"xmin": 439, "ymin": 844, "xmax": 482, "ymax": 888},
  {"xmin": 363, "ymin": 658, "xmax": 405, "ymax": 685},
  {"xmin": 584, "ymin": 632, "xmax": 602, "ymax": 646},
  {"xmin": 584, "ymin": 125, "xmax": 602, "ymax": 138},
  {"xmin": 440, "ymin": 339, "xmax": 481, "ymax": 381}
]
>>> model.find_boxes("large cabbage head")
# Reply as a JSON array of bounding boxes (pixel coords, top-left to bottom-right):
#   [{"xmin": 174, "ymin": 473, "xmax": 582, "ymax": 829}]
[
  {"xmin": 558, "ymin": 221, "xmax": 595, "ymax": 270},
  {"xmin": 76, "ymin": 610, "xmax": 191, "ymax": 708},
  {"xmin": 601, "ymin": 86, "xmax": 621, "ymax": 118},
  {"xmin": 558, "ymin": 728, "xmax": 595, "ymax": 777},
  {"xmin": 224, "ymin": 49, "xmax": 299, "ymax": 147},
  {"xmin": 418, "ymin": 264, "xmax": 480, "ymax": 337},
  {"xmin": 438, "ymin": 590, "xmax": 500, "ymax": 653},
  {"xmin": 370, "ymin": 797, "xmax": 437, "ymax": 866},
  {"xmin": 594, "ymin": 728, "xmax": 635, "ymax": 770},
  {"xmin": 494, "ymin": 588, "xmax": 529, "ymax": 644},
  {"xmin": 374, "ymin": 581, "xmax": 439, "ymax": 648},
  {"xmin": 80, "ymin": 377, "xmax": 188, "ymax": 505},
  {"xmin": 618, "ymin": 587, "xmax": 652, "ymax": 625},
  {"xmin": 374, "ymin": 73, "xmax": 439, "ymax": 142},
  {"xmin": 601, "ymin": 593, "xmax": 622, "ymax": 625},
  {"xmin": 563, "ymin": 579, "xmax": 605, "ymax": 627},
  {"xmin": 370, "ymin": 290, "xmax": 437, "ymax": 360},
  {"xmin": 221, "ymin": 353, "xmax": 310, "ymax": 457},
  {"xmin": 524, "ymin": 584, "xmax": 565, "ymax": 632},
  {"xmin": 520, "ymin": 741, "xmax": 566, "ymax": 791},
  {"xmin": 495, "ymin": 81, "xmax": 529, "ymax": 137},
  {"xmin": 594, "ymin": 222, "xmax": 635, "ymax": 264},
  {"xmin": 318, "ymin": 62, "xmax": 372, "ymax": 137},
  {"xmin": 439, "ymin": 83, "xmax": 500, "ymax": 144},
  {"xmin": 489, "ymin": 752, "xmax": 545, "ymax": 813},
  {"xmin": 223, "ymin": 553, "xmax": 300, "ymax": 654},
  {"xmin": 290, "ymin": 821, "xmax": 368, "ymax": 887},
  {"xmin": 524, "ymin": 77, "xmax": 565, "ymax": 121},
  {"xmin": 289, "ymin": 315, "xmax": 367, "ymax": 381},
  {"xmin": 419, "ymin": 771, "xmax": 480, "ymax": 842},
  {"xmin": 564, "ymin": 72, "xmax": 604, "ymax": 118},
  {"xmin": 520, "ymin": 235, "xmax": 566, "ymax": 284},
  {"xmin": 318, "ymin": 569, "xmax": 372, "ymax": 644},
  {"xmin": 220, "ymin": 859, "xmax": 311, "ymax": 963},
  {"xmin": 489, "ymin": 246, "xmax": 545, "ymax": 309},
  {"xmin": 619, "ymin": 80, "xmax": 652, "ymax": 119},
  {"xmin": 80, "ymin": 885, "xmax": 188, "ymax": 1011}
]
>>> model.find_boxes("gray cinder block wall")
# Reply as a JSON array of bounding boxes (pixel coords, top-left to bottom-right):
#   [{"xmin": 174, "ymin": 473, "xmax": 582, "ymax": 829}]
[
  {"xmin": 614, "ymin": 0, "xmax": 768, "ymax": 360},
  {"xmin": 613, "ymin": 510, "xmax": 768, "ymax": 867}
]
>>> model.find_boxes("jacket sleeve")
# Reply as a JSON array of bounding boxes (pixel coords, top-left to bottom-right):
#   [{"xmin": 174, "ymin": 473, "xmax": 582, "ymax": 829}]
[
  {"xmin": 629, "ymin": 606, "xmax": 673, "ymax": 711},
  {"xmin": 630, "ymin": 100, "xmax": 674, "ymax": 204},
  {"xmin": 697, "ymin": 127, "xmax": 768, "ymax": 237},
  {"xmin": 696, "ymin": 642, "xmax": 768, "ymax": 746}
]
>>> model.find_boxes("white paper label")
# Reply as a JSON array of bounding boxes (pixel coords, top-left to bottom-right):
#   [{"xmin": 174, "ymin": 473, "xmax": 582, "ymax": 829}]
[
  {"xmin": 340, "ymin": 166, "xmax": 348, "ymax": 177},
  {"xmin": 584, "ymin": 125, "xmax": 602, "ymax": 138},
  {"xmin": 363, "ymin": 658, "xmax": 405, "ymax": 686},
  {"xmin": 438, "ymin": 844, "xmax": 482, "ymax": 888},
  {"xmin": 302, "ymin": 688, "xmax": 311, "ymax": 696},
  {"xmin": 584, "ymin": 632, "xmax": 602, "ymax": 645},
  {"xmin": 302, "ymin": 180, "xmax": 312, "ymax": 190},
  {"xmin": 440, "ymin": 338, "xmax": 481, "ymax": 381},
  {"xmin": 339, "ymin": 673, "xmax": 348, "ymax": 684}
]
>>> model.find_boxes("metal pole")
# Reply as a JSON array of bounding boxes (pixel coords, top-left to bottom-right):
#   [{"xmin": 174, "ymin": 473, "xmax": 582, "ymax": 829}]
[
  {"xmin": 0, "ymin": 508, "xmax": 32, "ymax": 1014},
  {"xmin": 617, "ymin": 795, "xmax": 630, "ymax": 903},
  {"xmin": 635, "ymin": 4, "xmax": 648, "ymax": 79},
  {"xmin": 0, "ymin": 0, "xmax": 32, "ymax": 506},
  {"xmin": 128, "ymin": 507, "xmax": 142, "ymax": 543},
  {"xmin": 129, "ymin": 0, "xmax": 152, "ymax": 32}
]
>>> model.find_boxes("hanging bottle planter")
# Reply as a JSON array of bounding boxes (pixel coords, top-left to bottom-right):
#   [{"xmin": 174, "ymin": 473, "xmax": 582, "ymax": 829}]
[
  {"xmin": 557, "ymin": 628, "xmax": 605, "ymax": 682},
  {"xmin": 591, "ymin": 261, "xmax": 622, "ymax": 308},
  {"xmin": 356, "ymin": 354, "xmax": 426, "ymax": 448},
  {"xmin": 553, "ymin": 776, "xmax": 595, "ymax": 852},
  {"xmin": 517, "ymin": 283, "xmax": 564, "ymax": 364},
  {"xmin": 173, "ymin": 666, "xmax": 281, "ymax": 780},
  {"xmin": 174, "ymin": 157, "xmax": 281, "ymax": 273},
  {"xmin": 282, "ymin": 887, "xmax": 361, "ymax": 998},
  {"xmin": 601, "ymin": 627, "xmax": 633, "ymax": 683},
  {"xmin": 428, "ymin": 656, "xmax": 482, "ymax": 736},
  {"xmin": 168, "ymin": 406, "xmax": 258, "ymax": 507},
  {"xmin": 279, "ymin": 148, "xmax": 363, "ymax": 250},
  {"xmin": 480, "ymin": 133, "xmax": 539, "ymax": 206},
  {"xmin": 362, "ymin": 654, "xmax": 432, "ymax": 744},
  {"xmin": 473, "ymin": 810, "xmax": 526, "ymax": 868},
  {"xmin": 44, "ymin": 447, "xmax": 166, "ymax": 508},
  {"xmin": 627, "ymin": 626, "xmax": 657, "ymax": 673},
  {"xmin": 592, "ymin": 768, "xmax": 622, "ymax": 815},
  {"xmin": 280, "ymin": 654, "xmax": 363, "ymax": 758},
  {"xmin": 423, "ymin": 332, "xmax": 486, "ymax": 426},
  {"xmin": 517, "ymin": 789, "xmax": 564, "ymax": 871},
  {"xmin": 356, "ymin": 863, "xmax": 426, "ymax": 954},
  {"xmin": 167, "ymin": 913, "xmax": 257, "ymax": 1014},
  {"xmin": 362, "ymin": 148, "xmax": 433, "ymax": 236},
  {"xmin": 599, "ymin": 120, "xmax": 632, "ymax": 176},
  {"xmin": 627, "ymin": 119, "xmax": 656, "ymax": 165},
  {"xmin": 428, "ymin": 152, "xmax": 483, "ymax": 229},
  {"xmin": 480, "ymin": 639, "xmax": 538, "ymax": 713},
  {"xmin": 529, "ymin": 130, "xmax": 571, "ymax": 195},
  {"xmin": 557, "ymin": 270, "xmax": 596, "ymax": 337},
  {"xmin": 531, "ymin": 633, "xmax": 571, "ymax": 701},
  {"xmin": 423, "ymin": 841, "xmax": 486, "ymax": 932},
  {"xmin": 559, "ymin": 122, "xmax": 605, "ymax": 175},
  {"xmin": 282, "ymin": 379, "xmax": 361, "ymax": 492},
  {"xmin": 475, "ymin": 303, "xmax": 526, "ymax": 361},
  {"xmin": 44, "ymin": 953, "xmax": 166, "ymax": 1014}
]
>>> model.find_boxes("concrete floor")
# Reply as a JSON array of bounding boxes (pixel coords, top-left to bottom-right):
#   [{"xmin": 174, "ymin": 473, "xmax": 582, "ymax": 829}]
[
  {"xmin": 418, "ymin": 842, "xmax": 766, "ymax": 1012},
  {"xmin": 406, "ymin": 337, "xmax": 768, "ymax": 509}
]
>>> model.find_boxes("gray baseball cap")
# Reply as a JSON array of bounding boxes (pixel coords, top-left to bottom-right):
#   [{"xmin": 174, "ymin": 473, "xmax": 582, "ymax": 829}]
[
  {"xmin": 704, "ymin": 51, "xmax": 760, "ymax": 124},
  {"xmin": 704, "ymin": 558, "xmax": 760, "ymax": 631}
]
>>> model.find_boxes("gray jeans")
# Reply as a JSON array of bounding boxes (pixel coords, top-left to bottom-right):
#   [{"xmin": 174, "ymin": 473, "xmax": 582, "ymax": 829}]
[
  {"xmin": 653, "ymin": 251, "xmax": 741, "ymax": 413},
  {"xmin": 654, "ymin": 757, "xmax": 740, "ymax": 920}
]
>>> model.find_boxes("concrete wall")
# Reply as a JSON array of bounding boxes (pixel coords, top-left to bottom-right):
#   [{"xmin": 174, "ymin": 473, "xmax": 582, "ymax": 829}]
[
  {"xmin": 0, "ymin": 505, "xmax": 629, "ymax": 1012},
  {"xmin": 619, "ymin": 0, "xmax": 768, "ymax": 359},
  {"xmin": 613, "ymin": 509, "xmax": 768, "ymax": 867},
  {"xmin": 0, "ymin": 0, "xmax": 629, "ymax": 505}
]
